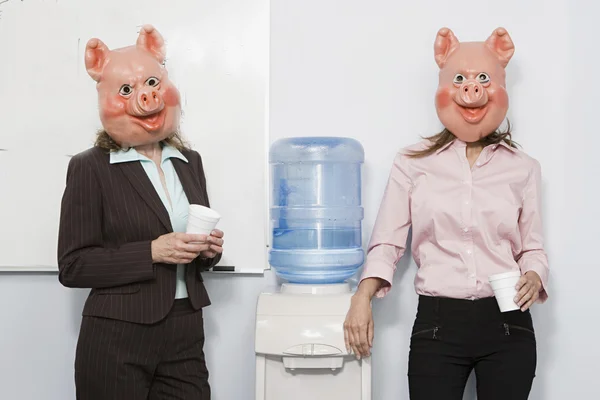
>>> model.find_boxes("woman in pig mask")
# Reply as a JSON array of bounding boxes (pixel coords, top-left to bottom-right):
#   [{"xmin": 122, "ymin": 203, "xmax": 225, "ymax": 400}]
[
  {"xmin": 57, "ymin": 25, "xmax": 221, "ymax": 400},
  {"xmin": 345, "ymin": 28, "xmax": 548, "ymax": 399}
]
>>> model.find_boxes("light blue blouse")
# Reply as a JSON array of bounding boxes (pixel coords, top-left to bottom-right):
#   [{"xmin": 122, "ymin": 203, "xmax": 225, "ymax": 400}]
[{"xmin": 110, "ymin": 144, "xmax": 190, "ymax": 299}]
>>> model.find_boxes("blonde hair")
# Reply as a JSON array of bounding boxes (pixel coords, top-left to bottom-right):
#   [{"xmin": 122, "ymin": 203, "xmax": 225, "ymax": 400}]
[{"xmin": 406, "ymin": 120, "xmax": 518, "ymax": 158}]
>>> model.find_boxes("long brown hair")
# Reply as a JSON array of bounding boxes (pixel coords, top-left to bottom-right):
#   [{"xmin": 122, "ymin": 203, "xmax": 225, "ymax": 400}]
[
  {"xmin": 406, "ymin": 120, "xmax": 518, "ymax": 158},
  {"xmin": 94, "ymin": 130, "xmax": 190, "ymax": 152}
]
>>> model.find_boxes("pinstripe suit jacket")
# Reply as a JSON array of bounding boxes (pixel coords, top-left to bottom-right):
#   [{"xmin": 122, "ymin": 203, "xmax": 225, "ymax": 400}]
[{"xmin": 57, "ymin": 146, "xmax": 220, "ymax": 324}]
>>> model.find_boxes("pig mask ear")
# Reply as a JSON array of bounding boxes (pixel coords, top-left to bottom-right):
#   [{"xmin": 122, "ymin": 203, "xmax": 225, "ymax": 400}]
[
  {"xmin": 85, "ymin": 38, "xmax": 110, "ymax": 82},
  {"xmin": 434, "ymin": 27, "xmax": 460, "ymax": 68},
  {"xmin": 485, "ymin": 27, "xmax": 515, "ymax": 68},
  {"xmin": 136, "ymin": 24, "xmax": 166, "ymax": 64}
]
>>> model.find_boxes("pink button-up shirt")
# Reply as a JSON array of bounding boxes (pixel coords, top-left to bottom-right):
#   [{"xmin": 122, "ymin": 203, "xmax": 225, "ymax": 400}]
[{"xmin": 360, "ymin": 138, "xmax": 549, "ymax": 302}]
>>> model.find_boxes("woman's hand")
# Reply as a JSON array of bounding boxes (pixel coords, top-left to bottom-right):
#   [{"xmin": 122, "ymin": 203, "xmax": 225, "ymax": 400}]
[
  {"xmin": 199, "ymin": 229, "xmax": 224, "ymax": 259},
  {"xmin": 343, "ymin": 293, "xmax": 374, "ymax": 360},
  {"xmin": 151, "ymin": 232, "xmax": 212, "ymax": 264},
  {"xmin": 514, "ymin": 271, "xmax": 543, "ymax": 311}
]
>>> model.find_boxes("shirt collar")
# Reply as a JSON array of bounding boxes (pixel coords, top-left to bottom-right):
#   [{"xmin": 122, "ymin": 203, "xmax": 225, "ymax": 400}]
[
  {"xmin": 495, "ymin": 140, "xmax": 518, "ymax": 152},
  {"xmin": 435, "ymin": 138, "xmax": 517, "ymax": 155},
  {"xmin": 110, "ymin": 143, "xmax": 188, "ymax": 164},
  {"xmin": 435, "ymin": 140, "xmax": 457, "ymax": 154},
  {"xmin": 109, "ymin": 147, "xmax": 142, "ymax": 164},
  {"xmin": 161, "ymin": 145, "xmax": 189, "ymax": 163}
]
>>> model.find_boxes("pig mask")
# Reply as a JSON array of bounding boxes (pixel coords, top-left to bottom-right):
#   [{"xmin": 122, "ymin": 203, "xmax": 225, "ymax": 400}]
[
  {"xmin": 434, "ymin": 27, "xmax": 515, "ymax": 143},
  {"xmin": 85, "ymin": 25, "xmax": 181, "ymax": 148}
]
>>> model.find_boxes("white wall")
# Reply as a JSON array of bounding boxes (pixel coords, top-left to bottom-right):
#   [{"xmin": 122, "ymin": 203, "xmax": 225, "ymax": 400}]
[{"xmin": 1, "ymin": 0, "xmax": 598, "ymax": 399}]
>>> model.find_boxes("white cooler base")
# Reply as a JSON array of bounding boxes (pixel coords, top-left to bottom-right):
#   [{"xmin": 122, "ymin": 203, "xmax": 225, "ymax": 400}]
[
  {"xmin": 256, "ymin": 355, "xmax": 370, "ymax": 400},
  {"xmin": 255, "ymin": 283, "xmax": 371, "ymax": 400}
]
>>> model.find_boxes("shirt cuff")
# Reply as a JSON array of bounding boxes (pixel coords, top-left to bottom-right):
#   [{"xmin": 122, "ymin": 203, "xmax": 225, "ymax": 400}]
[
  {"xmin": 520, "ymin": 264, "xmax": 549, "ymax": 303},
  {"xmin": 359, "ymin": 261, "xmax": 395, "ymax": 299}
]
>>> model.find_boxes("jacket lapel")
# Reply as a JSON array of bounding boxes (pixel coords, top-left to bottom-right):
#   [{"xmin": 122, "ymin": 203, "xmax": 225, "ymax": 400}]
[
  {"xmin": 118, "ymin": 162, "xmax": 173, "ymax": 232},
  {"xmin": 172, "ymin": 158, "xmax": 204, "ymax": 206}
]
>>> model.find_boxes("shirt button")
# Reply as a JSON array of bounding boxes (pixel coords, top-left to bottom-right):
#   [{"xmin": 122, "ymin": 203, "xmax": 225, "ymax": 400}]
[
  {"xmin": 470, "ymin": 273, "xmax": 476, "ymax": 279},
  {"xmin": 465, "ymin": 200, "xmax": 470, "ymax": 205},
  {"xmin": 476, "ymin": 162, "xmax": 481, "ymax": 167},
  {"xmin": 466, "ymin": 249, "xmax": 472, "ymax": 255},
  {"xmin": 463, "ymin": 227, "xmax": 469, "ymax": 233}
]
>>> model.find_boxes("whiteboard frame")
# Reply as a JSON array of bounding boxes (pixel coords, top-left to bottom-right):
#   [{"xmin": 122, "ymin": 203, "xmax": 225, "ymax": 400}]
[
  {"xmin": 0, "ymin": 0, "xmax": 271, "ymax": 275},
  {"xmin": 0, "ymin": 265, "xmax": 58, "ymax": 272}
]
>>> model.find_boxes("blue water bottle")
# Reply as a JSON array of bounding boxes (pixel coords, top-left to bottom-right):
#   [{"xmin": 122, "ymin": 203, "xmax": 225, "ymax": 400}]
[{"xmin": 269, "ymin": 137, "xmax": 365, "ymax": 284}]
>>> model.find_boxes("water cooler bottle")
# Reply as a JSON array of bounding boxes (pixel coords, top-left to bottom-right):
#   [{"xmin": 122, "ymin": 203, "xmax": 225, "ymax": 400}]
[{"xmin": 255, "ymin": 137, "xmax": 371, "ymax": 400}]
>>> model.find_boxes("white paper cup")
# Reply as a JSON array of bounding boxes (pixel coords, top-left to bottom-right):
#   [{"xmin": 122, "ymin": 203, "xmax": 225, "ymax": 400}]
[
  {"xmin": 488, "ymin": 271, "xmax": 521, "ymax": 312},
  {"xmin": 492, "ymin": 287, "xmax": 518, "ymax": 298},
  {"xmin": 186, "ymin": 205, "xmax": 220, "ymax": 235},
  {"xmin": 489, "ymin": 270, "xmax": 521, "ymax": 290},
  {"xmin": 189, "ymin": 205, "xmax": 220, "ymax": 222},
  {"xmin": 187, "ymin": 219, "xmax": 218, "ymax": 235},
  {"xmin": 495, "ymin": 295, "xmax": 520, "ymax": 312}
]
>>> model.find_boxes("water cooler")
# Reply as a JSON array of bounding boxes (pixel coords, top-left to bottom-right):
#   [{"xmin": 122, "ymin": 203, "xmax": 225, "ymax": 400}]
[{"xmin": 255, "ymin": 137, "xmax": 371, "ymax": 400}]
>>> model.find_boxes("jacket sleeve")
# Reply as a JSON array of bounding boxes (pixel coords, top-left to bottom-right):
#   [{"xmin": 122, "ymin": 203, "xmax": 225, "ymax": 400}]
[
  {"xmin": 190, "ymin": 152, "xmax": 222, "ymax": 274},
  {"xmin": 57, "ymin": 153, "xmax": 156, "ymax": 288}
]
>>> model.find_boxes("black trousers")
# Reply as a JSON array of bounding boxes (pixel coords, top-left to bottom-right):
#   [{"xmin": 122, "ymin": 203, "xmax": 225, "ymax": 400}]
[
  {"xmin": 408, "ymin": 295, "xmax": 536, "ymax": 400},
  {"xmin": 74, "ymin": 299, "xmax": 210, "ymax": 400}
]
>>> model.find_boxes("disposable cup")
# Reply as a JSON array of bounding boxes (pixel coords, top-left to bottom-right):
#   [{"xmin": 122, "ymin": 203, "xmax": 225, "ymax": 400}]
[
  {"xmin": 495, "ymin": 295, "xmax": 520, "ymax": 312},
  {"xmin": 188, "ymin": 205, "xmax": 220, "ymax": 222},
  {"xmin": 488, "ymin": 271, "xmax": 521, "ymax": 312},
  {"xmin": 492, "ymin": 287, "xmax": 518, "ymax": 298},
  {"xmin": 489, "ymin": 271, "xmax": 521, "ymax": 291},
  {"xmin": 186, "ymin": 205, "xmax": 220, "ymax": 235},
  {"xmin": 187, "ymin": 219, "xmax": 217, "ymax": 235}
]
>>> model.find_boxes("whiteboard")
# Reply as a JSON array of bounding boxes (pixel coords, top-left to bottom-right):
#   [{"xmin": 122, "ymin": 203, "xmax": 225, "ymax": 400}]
[{"xmin": 0, "ymin": 0, "xmax": 269, "ymax": 273}]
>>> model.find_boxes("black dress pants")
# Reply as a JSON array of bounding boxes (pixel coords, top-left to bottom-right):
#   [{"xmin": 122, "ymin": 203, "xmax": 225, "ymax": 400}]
[
  {"xmin": 408, "ymin": 295, "xmax": 536, "ymax": 400},
  {"xmin": 74, "ymin": 299, "xmax": 210, "ymax": 400}
]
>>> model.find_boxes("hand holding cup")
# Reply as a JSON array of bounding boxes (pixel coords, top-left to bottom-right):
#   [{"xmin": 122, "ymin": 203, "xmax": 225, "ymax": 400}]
[
  {"xmin": 151, "ymin": 232, "xmax": 212, "ymax": 264},
  {"xmin": 201, "ymin": 229, "xmax": 224, "ymax": 259},
  {"xmin": 514, "ymin": 271, "xmax": 542, "ymax": 311},
  {"xmin": 186, "ymin": 204, "xmax": 224, "ymax": 259}
]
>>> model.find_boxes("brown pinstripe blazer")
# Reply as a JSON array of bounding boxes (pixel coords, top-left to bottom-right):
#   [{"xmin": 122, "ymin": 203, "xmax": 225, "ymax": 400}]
[{"xmin": 57, "ymin": 146, "xmax": 220, "ymax": 324}]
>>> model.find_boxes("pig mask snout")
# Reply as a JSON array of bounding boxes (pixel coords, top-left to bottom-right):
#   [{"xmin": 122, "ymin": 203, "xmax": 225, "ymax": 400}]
[
  {"xmin": 130, "ymin": 87, "xmax": 165, "ymax": 117},
  {"xmin": 456, "ymin": 80, "xmax": 488, "ymax": 108}
]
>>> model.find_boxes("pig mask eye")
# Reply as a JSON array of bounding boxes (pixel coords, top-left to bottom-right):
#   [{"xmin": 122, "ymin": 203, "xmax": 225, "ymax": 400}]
[
  {"xmin": 145, "ymin": 77, "xmax": 160, "ymax": 87},
  {"xmin": 453, "ymin": 74, "xmax": 466, "ymax": 85},
  {"xmin": 119, "ymin": 84, "xmax": 133, "ymax": 97},
  {"xmin": 477, "ymin": 73, "xmax": 490, "ymax": 84}
]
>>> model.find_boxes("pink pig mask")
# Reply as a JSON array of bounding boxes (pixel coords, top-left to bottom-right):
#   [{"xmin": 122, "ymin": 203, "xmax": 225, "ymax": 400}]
[
  {"xmin": 434, "ymin": 27, "xmax": 515, "ymax": 143},
  {"xmin": 85, "ymin": 25, "xmax": 181, "ymax": 148}
]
